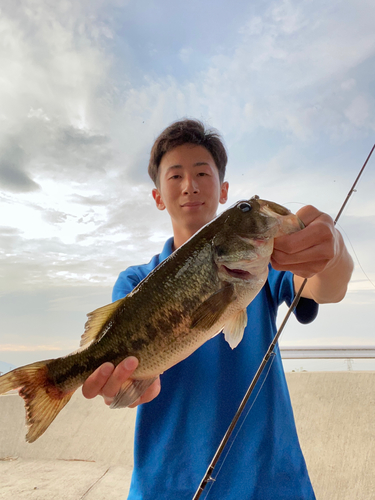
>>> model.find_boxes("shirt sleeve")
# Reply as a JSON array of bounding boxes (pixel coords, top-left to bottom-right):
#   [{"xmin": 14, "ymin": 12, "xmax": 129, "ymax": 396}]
[
  {"xmin": 112, "ymin": 269, "xmax": 142, "ymax": 302},
  {"xmin": 295, "ymin": 297, "xmax": 319, "ymax": 324},
  {"xmin": 267, "ymin": 266, "xmax": 319, "ymax": 325}
]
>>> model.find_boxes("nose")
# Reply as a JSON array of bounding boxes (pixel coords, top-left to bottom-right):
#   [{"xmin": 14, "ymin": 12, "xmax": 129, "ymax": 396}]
[{"xmin": 182, "ymin": 175, "xmax": 199, "ymax": 194}]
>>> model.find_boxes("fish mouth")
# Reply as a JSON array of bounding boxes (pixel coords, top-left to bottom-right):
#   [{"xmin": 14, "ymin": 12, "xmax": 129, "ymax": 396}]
[{"xmin": 221, "ymin": 265, "xmax": 252, "ymax": 280}]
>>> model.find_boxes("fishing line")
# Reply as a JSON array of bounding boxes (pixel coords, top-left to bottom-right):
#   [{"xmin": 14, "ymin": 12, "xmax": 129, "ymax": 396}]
[
  {"xmin": 192, "ymin": 143, "xmax": 375, "ymax": 500},
  {"xmin": 193, "ymin": 283, "xmax": 307, "ymax": 500},
  {"xmin": 287, "ymin": 208, "xmax": 375, "ymax": 289},
  {"xmin": 201, "ymin": 353, "xmax": 277, "ymax": 500},
  {"xmin": 336, "ymin": 223, "xmax": 375, "ymax": 290},
  {"xmin": 286, "ymin": 203, "xmax": 375, "ymax": 289}
]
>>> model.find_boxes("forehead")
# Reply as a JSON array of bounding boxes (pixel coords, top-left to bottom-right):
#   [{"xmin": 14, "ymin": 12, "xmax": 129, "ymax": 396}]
[{"xmin": 159, "ymin": 144, "xmax": 216, "ymax": 170}]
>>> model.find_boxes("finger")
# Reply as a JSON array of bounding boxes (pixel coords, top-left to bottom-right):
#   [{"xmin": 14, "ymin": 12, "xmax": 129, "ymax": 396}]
[
  {"xmin": 82, "ymin": 362, "xmax": 115, "ymax": 399},
  {"xmin": 271, "ymin": 261, "xmax": 327, "ymax": 279},
  {"xmin": 295, "ymin": 205, "xmax": 323, "ymax": 226},
  {"xmin": 274, "ymin": 218, "xmax": 334, "ymax": 255},
  {"xmin": 128, "ymin": 377, "xmax": 161, "ymax": 408},
  {"xmin": 271, "ymin": 250, "xmax": 332, "ymax": 277},
  {"xmin": 272, "ymin": 241, "xmax": 334, "ymax": 268},
  {"xmin": 101, "ymin": 356, "xmax": 139, "ymax": 402}
]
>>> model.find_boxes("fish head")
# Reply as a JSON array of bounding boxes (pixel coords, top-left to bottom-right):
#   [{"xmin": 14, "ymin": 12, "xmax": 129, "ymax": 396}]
[
  {"xmin": 255, "ymin": 197, "xmax": 304, "ymax": 236},
  {"xmin": 212, "ymin": 196, "xmax": 303, "ymax": 283}
]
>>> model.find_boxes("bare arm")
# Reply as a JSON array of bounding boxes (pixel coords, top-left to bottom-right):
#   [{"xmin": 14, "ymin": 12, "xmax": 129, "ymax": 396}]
[{"xmin": 271, "ymin": 205, "xmax": 354, "ymax": 304}]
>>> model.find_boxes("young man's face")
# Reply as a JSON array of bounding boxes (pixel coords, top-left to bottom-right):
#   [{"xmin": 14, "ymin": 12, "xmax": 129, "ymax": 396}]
[{"xmin": 152, "ymin": 144, "xmax": 229, "ymax": 237}]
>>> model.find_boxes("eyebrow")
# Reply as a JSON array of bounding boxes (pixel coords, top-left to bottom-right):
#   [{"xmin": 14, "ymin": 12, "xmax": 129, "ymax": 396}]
[{"xmin": 166, "ymin": 162, "xmax": 210, "ymax": 172}]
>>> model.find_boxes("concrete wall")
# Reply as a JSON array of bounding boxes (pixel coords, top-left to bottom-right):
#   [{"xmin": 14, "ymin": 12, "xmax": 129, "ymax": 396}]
[
  {"xmin": 286, "ymin": 372, "xmax": 375, "ymax": 500},
  {"xmin": 0, "ymin": 372, "xmax": 374, "ymax": 499}
]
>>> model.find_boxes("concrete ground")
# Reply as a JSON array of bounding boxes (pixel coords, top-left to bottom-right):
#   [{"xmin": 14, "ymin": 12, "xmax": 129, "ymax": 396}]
[
  {"xmin": 0, "ymin": 372, "xmax": 374, "ymax": 499},
  {"xmin": 0, "ymin": 389, "xmax": 136, "ymax": 499}
]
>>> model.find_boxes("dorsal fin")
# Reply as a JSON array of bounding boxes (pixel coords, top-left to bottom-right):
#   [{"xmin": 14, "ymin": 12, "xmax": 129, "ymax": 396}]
[{"xmin": 80, "ymin": 298, "xmax": 125, "ymax": 348}]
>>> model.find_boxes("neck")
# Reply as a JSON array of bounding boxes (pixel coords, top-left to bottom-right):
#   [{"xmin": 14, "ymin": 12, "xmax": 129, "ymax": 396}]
[
  {"xmin": 172, "ymin": 231, "xmax": 194, "ymax": 251},
  {"xmin": 172, "ymin": 223, "xmax": 200, "ymax": 250}
]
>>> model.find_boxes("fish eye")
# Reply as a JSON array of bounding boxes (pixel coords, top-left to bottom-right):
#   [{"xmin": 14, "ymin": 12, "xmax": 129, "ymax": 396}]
[{"xmin": 238, "ymin": 202, "xmax": 252, "ymax": 213}]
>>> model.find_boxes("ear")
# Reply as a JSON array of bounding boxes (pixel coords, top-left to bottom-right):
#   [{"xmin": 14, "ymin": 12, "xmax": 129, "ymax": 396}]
[
  {"xmin": 152, "ymin": 188, "xmax": 166, "ymax": 211},
  {"xmin": 219, "ymin": 181, "xmax": 229, "ymax": 204}
]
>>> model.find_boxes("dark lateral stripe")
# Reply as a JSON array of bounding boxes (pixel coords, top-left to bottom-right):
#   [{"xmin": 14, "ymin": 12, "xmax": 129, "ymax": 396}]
[{"xmin": 48, "ymin": 349, "xmax": 128, "ymax": 386}]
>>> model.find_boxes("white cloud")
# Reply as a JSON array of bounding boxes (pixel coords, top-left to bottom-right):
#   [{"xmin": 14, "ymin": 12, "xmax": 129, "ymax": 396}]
[
  {"xmin": 341, "ymin": 79, "xmax": 356, "ymax": 91},
  {"xmin": 179, "ymin": 47, "xmax": 193, "ymax": 64},
  {"xmin": 0, "ymin": 0, "xmax": 374, "ymax": 365},
  {"xmin": 344, "ymin": 95, "xmax": 372, "ymax": 128}
]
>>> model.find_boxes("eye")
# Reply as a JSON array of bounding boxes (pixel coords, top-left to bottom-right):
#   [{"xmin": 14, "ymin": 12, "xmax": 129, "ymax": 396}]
[{"xmin": 238, "ymin": 202, "xmax": 252, "ymax": 213}]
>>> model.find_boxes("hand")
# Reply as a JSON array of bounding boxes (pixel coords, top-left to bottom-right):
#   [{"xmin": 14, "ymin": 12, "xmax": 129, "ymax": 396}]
[
  {"xmin": 271, "ymin": 205, "xmax": 337, "ymax": 279},
  {"xmin": 82, "ymin": 356, "xmax": 161, "ymax": 408}
]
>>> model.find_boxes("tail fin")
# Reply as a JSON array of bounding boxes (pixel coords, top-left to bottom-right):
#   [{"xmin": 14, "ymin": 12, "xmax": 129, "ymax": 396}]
[{"xmin": 0, "ymin": 361, "xmax": 74, "ymax": 443}]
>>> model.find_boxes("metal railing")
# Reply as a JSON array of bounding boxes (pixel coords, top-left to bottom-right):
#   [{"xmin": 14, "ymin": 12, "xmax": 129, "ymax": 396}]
[{"xmin": 280, "ymin": 346, "xmax": 375, "ymax": 359}]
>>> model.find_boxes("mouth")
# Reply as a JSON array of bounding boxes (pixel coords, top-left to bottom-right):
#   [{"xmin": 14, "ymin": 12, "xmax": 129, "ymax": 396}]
[
  {"xmin": 222, "ymin": 265, "xmax": 252, "ymax": 280},
  {"xmin": 181, "ymin": 202, "xmax": 204, "ymax": 208}
]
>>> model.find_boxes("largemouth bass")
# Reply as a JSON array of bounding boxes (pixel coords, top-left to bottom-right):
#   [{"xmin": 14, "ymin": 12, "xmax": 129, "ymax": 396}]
[{"xmin": 0, "ymin": 196, "xmax": 303, "ymax": 442}]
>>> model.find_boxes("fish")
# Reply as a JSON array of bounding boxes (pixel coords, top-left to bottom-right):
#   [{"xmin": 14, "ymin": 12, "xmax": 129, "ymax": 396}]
[{"xmin": 0, "ymin": 196, "xmax": 304, "ymax": 443}]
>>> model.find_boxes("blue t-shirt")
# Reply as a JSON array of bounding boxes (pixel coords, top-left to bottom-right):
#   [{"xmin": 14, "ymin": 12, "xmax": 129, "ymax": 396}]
[{"xmin": 113, "ymin": 237, "xmax": 318, "ymax": 500}]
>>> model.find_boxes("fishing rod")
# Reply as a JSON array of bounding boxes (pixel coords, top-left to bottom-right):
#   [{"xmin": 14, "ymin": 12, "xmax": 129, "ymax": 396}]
[{"xmin": 192, "ymin": 143, "xmax": 375, "ymax": 500}]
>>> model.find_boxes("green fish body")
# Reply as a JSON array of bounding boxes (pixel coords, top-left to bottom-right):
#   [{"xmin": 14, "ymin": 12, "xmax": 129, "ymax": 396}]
[{"xmin": 0, "ymin": 196, "xmax": 303, "ymax": 442}]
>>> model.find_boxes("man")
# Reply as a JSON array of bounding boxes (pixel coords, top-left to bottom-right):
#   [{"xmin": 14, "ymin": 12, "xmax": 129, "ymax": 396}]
[{"xmin": 83, "ymin": 119, "xmax": 353, "ymax": 499}]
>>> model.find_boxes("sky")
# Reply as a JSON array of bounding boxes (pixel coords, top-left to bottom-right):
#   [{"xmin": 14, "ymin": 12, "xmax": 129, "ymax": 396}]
[{"xmin": 0, "ymin": 0, "xmax": 374, "ymax": 372}]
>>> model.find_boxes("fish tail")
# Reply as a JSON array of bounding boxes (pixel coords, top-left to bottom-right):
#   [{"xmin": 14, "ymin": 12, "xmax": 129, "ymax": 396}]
[{"xmin": 0, "ymin": 360, "xmax": 75, "ymax": 443}]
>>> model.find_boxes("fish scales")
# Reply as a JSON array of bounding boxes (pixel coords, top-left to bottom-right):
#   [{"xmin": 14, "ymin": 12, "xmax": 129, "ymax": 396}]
[
  {"xmin": 121, "ymin": 241, "xmax": 221, "ymax": 377},
  {"xmin": 48, "ymin": 239, "xmax": 219, "ymax": 386},
  {"xmin": 0, "ymin": 196, "xmax": 304, "ymax": 442}
]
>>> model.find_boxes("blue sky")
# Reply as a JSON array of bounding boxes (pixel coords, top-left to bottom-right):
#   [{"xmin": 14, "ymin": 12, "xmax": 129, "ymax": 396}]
[{"xmin": 0, "ymin": 0, "xmax": 374, "ymax": 370}]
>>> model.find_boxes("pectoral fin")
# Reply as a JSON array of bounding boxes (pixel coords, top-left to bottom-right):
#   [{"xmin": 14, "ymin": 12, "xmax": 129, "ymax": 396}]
[
  {"xmin": 110, "ymin": 377, "xmax": 158, "ymax": 409},
  {"xmin": 223, "ymin": 309, "xmax": 248, "ymax": 349},
  {"xmin": 190, "ymin": 284, "xmax": 235, "ymax": 331}
]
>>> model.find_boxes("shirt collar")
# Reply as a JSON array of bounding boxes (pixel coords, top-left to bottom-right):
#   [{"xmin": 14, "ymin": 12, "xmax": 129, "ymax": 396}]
[{"xmin": 160, "ymin": 237, "xmax": 174, "ymax": 262}]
